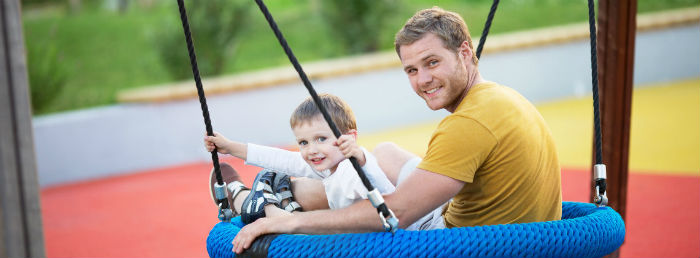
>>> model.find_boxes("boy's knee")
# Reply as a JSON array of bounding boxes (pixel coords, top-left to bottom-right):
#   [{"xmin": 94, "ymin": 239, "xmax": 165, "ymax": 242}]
[
  {"xmin": 291, "ymin": 178, "xmax": 329, "ymax": 211},
  {"xmin": 373, "ymin": 142, "xmax": 401, "ymax": 159}
]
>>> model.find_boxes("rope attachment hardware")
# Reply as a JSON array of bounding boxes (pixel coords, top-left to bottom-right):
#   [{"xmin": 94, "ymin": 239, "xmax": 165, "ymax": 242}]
[
  {"xmin": 593, "ymin": 164, "xmax": 608, "ymax": 207},
  {"xmin": 214, "ymin": 182, "xmax": 234, "ymax": 222},
  {"xmin": 368, "ymin": 189, "xmax": 399, "ymax": 233},
  {"xmin": 253, "ymin": 0, "xmax": 399, "ymax": 233}
]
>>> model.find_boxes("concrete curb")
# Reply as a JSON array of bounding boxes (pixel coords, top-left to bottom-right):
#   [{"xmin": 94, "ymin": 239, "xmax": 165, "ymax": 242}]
[{"xmin": 116, "ymin": 7, "xmax": 699, "ymax": 103}]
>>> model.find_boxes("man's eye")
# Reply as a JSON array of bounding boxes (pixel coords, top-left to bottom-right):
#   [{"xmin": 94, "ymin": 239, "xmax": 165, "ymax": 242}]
[
  {"xmin": 406, "ymin": 68, "xmax": 416, "ymax": 74},
  {"xmin": 429, "ymin": 60, "xmax": 438, "ymax": 66}
]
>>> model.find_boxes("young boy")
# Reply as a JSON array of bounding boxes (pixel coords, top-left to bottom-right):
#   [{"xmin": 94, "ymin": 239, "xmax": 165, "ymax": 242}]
[{"xmin": 205, "ymin": 93, "xmax": 400, "ymax": 225}]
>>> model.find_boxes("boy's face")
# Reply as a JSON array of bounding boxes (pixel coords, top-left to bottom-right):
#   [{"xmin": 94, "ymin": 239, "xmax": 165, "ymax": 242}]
[{"xmin": 292, "ymin": 115, "xmax": 346, "ymax": 172}]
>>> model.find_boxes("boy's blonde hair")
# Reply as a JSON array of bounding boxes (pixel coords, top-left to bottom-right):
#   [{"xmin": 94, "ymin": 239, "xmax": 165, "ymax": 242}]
[
  {"xmin": 394, "ymin": 6, "xmax": 478, "ymax": 65},
  {"xmin": 290, "ymin": 93, "xmax": 357, "ymax": 134}
]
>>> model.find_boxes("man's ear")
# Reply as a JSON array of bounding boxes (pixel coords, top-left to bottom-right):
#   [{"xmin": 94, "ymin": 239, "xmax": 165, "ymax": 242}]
[{"xmin": 459, "ymin": 41, "xmax": 473, "ymax": 61}]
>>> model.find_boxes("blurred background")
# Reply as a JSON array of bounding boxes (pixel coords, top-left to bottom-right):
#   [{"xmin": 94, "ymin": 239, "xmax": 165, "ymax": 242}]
[{"xmin": 21, "ymin": 0, "xmax": 700, "ymax": 257}]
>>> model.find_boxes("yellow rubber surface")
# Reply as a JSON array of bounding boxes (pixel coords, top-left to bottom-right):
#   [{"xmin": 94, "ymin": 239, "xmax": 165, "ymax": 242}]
[{"xmin": 359, "ymin": 78, "xmax": 700, "ymax": 176}]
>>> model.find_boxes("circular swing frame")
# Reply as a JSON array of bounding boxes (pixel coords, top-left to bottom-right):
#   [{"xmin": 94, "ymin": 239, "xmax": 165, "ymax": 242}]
[{"xmin": 206, "ymin": 202, "xmax": 624, "ymax": 258}]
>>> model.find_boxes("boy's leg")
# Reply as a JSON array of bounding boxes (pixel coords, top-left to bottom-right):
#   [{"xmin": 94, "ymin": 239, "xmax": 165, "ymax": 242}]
[
  {"xmin": 373, "ymin": 142, "xmax": 421, "ymax": 185},
  {"xmin": 210, "ymin": 163, "xmax": 248, "ymax": 215},
  {"xmin": 211, "ymin": 165, "xmax": 328, "ymax": 219},
  {"xmin": 237, "ymin": 177, "xmax": 328, "ymax": 215},
  {"xmin": 232, "ymin": 179, "xmax": 324, "ymax": 218},
  {"xmin": 229, "ymin": 190, "xmax": 292, "ymax": 218},
  {"xmin": 289, "ymin": 177, "xmax": 329, "ymax": 211}
]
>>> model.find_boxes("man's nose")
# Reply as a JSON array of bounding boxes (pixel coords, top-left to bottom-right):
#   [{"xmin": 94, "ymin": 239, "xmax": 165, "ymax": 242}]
[{"xmin": 417, "ymin": 69, "xmax": 433, "ymax": 87}]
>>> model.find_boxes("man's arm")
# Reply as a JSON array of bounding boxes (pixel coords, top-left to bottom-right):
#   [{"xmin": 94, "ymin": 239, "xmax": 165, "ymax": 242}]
[{"xmin": 232, "ymin": 168, "xmax": 464, "ymax": 253}]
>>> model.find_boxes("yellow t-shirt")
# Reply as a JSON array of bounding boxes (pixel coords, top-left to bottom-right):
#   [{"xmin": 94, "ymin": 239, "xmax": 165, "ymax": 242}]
[{"xmin": 418, "ymin": 82, "xmax": 562, "ymax": 227}]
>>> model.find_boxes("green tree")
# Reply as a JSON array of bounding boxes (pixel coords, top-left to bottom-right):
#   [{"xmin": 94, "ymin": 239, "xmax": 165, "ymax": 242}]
[
  {"xmin": 156, "ymin": 0, "xmax": 251, "ymax": 80},
  {"xmin": 27, "ymin": 38, "xmax": 68, "ymax": 114},
  {"xmin": 319, "ymin": 0, "xmax": 398, "ymax": 54}
]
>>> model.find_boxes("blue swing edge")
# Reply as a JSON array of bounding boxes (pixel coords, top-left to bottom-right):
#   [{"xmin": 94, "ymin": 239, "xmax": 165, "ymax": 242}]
[{"xmin": 207, "ymin": 201, "xmax": 625, "ymax": 258}]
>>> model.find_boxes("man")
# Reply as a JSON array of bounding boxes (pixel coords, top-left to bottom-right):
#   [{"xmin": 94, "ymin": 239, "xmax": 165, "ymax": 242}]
[{"xmin": 231, "ymin": 7, "xmax": 562, "ymax": 253}]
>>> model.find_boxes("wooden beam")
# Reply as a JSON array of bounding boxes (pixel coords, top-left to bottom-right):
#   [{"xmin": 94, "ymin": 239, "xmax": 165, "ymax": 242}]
[
  {"xmin": 0, "ymin": 0, "xmax": 46, "ymax": 257},
  {"xmin": 592, "ymin": 0, "xmax": 636, "ymax": 257}
]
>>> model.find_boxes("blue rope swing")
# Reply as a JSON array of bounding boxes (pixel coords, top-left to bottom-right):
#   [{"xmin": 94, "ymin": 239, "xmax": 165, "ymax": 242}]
[
  {"xmin": 206, "ymin": 202, "xmax": 625, "ymax": 258},
  {"xmin": 175, "ymin": 0, "xmax": 626, "ymax": 256}
]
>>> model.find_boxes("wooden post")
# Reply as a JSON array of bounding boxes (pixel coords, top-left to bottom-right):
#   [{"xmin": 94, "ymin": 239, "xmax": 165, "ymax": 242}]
[
  {"xmin": 592, "ymin": 0, "xmax": 636, "ymax": 257},
  {"xmin": 0, "ymin": 0, "xmax": 47, "ymax": 257}
]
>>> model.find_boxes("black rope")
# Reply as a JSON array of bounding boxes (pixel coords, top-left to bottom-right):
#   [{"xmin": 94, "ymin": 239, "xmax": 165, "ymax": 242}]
[
  {"xmin": 475, "ymin": 0, "xmax": 500, "ymax": 59},
  {"xmin": 176, "ymin": 0, "xmax": 226, "ymax": 204},
  {"xmin": 253, "ymin": 0, "xmax": 395, "ymax": 220},
  {"xmin": 587, "ymin": 0, "xmax": 607, "ymax": 202},
  {"xmin": 587, "ymin": 0, "xmax": 603, "ymax": 166}
]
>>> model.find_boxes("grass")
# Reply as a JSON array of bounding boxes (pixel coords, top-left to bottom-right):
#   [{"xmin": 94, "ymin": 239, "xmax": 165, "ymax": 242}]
[{"xmin": 22, "ymin": 0, "xmax": 700, "ymax": 115}]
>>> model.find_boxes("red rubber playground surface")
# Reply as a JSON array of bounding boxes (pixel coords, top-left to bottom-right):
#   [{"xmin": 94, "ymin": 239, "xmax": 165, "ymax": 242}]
[
  {"xmin": 40, "ymin": 160, "xmax": 700, "ymax": 257},
  {"xmin": 41, "ymin": 80, "xmax": 700, "ymax": 257}
]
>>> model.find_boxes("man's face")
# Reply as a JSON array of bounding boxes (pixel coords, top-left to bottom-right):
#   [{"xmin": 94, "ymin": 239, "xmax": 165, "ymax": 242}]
[{"xmin": 399, "ymin": 33, "xmax": 470, "ymax": 112}]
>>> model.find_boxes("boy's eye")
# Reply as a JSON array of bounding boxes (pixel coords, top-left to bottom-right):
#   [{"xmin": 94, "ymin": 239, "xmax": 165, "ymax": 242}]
[
  {"xmin": 317, "ymin": 137, "xmax": 327, "ymax": 143},
  {"xmin": 298, "ymin": 140, "xmax": 308, "ymax": 146}
]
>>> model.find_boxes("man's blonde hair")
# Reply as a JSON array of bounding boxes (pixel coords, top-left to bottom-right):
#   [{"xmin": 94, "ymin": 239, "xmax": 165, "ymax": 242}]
[
  {"xmin": 290, "ymin": 93, "xmax": 357, "ymax": 134},
  {"xmin": 394, "ymin": 6, "xmax": 478, "ymax": 65}
]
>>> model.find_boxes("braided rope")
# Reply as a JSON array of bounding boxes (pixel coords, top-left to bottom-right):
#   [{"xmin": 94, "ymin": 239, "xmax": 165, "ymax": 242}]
[
  {"xmin": 475, "ymin": 0, "xmax": 500, "ymax": 59},
  {"xmin": 587, "ymin": 0, "xmax": 603, "ymax": 165},
  {"xmin": 207, "ymin": 202, "xmax": 625, "ymax": 258},
  {"xmin": 252, "ymin": 0, "xmax": 395, "ymax": 224},
  {"xmin": 176, "ymin": 0, "xmax": 225, "ymax": 194}
]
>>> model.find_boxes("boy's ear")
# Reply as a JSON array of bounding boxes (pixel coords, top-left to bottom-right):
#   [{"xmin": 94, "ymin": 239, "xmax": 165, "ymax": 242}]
[{"xmin": 347, "ymin": 129, "xmax": 358, "ymax": 139}]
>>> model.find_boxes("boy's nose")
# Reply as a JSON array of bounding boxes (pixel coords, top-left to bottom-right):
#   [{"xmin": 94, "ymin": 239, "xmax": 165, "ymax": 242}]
[{"xmin": 307, "ymin": 144, "xmax": 318, "ymax": 153}]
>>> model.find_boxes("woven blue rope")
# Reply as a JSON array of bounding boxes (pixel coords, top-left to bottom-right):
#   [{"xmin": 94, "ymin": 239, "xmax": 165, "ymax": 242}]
[{"xmin": 207, "ymin": 202, "xmax": 625, "ymax": 258}]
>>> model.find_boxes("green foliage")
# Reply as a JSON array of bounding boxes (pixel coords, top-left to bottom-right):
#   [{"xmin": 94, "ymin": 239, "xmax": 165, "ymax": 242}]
[
  {"xmin": 155, "ymin": 0, "xmax": 252, "ymax": 80},
  {"xmin": 26, "ymin": 29, "xmax": 68, "ymax": 114},
  {"xmin": 318, "ymin": 0, "xmax": 399, "ymax": 54},
  {"xmin": 20, "ymin": 0, "xmax": 699, "ymax": 114},
  {"xmin": 21, "ymin": 0, "xmax": 59, "ymax": 6}
]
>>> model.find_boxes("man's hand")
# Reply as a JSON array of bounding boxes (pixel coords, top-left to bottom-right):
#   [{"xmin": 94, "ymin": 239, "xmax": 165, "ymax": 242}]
[
  {"xmin": 232, "ymin": 217, "xmax": 285, "ymax": 254},
  {"xmin": 336, "ymin": 130, "xmax": 365, "ymax": 166}
]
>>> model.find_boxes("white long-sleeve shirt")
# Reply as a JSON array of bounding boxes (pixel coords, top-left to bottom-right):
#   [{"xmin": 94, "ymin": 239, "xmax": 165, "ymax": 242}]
[{"xmin": 245, "ymin": 143, "xmax": 396, "ymax": 210}]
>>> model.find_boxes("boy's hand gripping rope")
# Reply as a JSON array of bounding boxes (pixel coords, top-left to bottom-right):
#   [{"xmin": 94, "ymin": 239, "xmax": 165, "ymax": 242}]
[
  {"xmin": 253, "ymin": 0, "xmax": 398, "ymax": 233},
  {"xmin": 176, "ymin": 0, "xmax": 233, "ymax": 222}
]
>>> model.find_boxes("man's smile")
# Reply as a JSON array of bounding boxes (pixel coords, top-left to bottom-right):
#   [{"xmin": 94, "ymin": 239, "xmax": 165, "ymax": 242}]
[{"xmin": 424, "ymin": 86, "xmax": 442, "ymax": 97}]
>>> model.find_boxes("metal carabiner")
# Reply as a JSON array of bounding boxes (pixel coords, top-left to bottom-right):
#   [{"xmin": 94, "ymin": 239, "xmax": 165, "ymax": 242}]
[
  {"xmin": 379, "ymin": 209, "xmax": 399, "ymax": 233},
  {"xmin": 368, "ymin": 189, "xmax": 399, "ymax": 233},
  {"xmin": 214, "ymin": 182, "xmax": 234, "ymax": 222}
]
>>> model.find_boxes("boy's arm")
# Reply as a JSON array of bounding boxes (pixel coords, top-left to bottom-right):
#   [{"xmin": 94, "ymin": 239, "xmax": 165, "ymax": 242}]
[
  {"xmin": 360, "ymin": 149, "xmax": 396, "ymax": 194},
  {"xmin": 205, "ymin": 132, "xmax": 247, "ymax": 160},
  {"xmin": 246, "ymin": 143, "xmax": 322, "ymax": 179}
]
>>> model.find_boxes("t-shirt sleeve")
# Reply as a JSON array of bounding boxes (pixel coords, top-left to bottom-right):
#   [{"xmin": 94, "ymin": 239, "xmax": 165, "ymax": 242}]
[
  {"xmin": 360, "ymin": 148, "xmax": 396, "ymax": 194},
  {"xmin": 245, "ymin": 143, "xmax": 322, "ymax": 179},
  {"xmin": 417, "ymin": 116, "xmax": 498, "ymax": 183}
]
